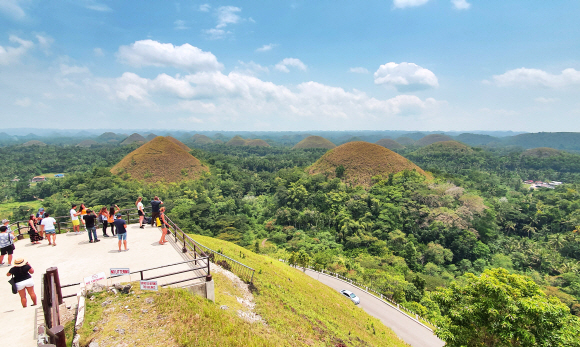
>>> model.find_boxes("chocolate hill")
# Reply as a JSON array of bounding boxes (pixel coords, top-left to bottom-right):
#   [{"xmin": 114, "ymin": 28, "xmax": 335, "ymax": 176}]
[
  {"xmin": 396, "ymin": 137, "xmax": 415, "ymax": 146},
  {"xmin": 96, "ymin": 132, "xmax": 125, "ymax": 143},
  {"xmin": 226, "ymin": 136, "xmax": 247, "ymax": 146},
  {"xmin": 166, "ymin": 136, "xmax": 191, "ymax": 152},
  {"xmin": 412, "ymin": 141, "xmax": 473, "ymax": 156},
  {"xmin": 522, "ymin": 147, "xmax": 563, "ymax": 158},
  {"xmin": 415, "ymin": 134, "xmax": 454, "ymax": 147},
  {"xmin": 76, "ymin": 140, "xmax": 98, "ymax": 147},
  {"xmin": 245, "ymin": 139, "xmax": 271, "ymax": 147},
  {"xmin": 145, "ymin": 133, "xmax": 158, "ymax": 141},
  {"xmin": 110, "ymin": 136, "xmax": 208, "ymax": 183},
  {"xmin": 308, "ymin": 142, "xmax": 426, "ymax": 187},
  {"xmin": 22, "ymin": 140, "xmax": 46, "ymax": 147},
  {"xmin": 293, "ymin": 136, "xmax": 336, "ymax": 149},
  {"xmin": 375, "ymin": 138, "xmax": 404, "ymax": 150},
  {"xmin": 120, "ymin": 133, "xmax": 147, "ymax": 145},
  {"xmin": 192, "ymin": 134, "xmax": 214, "ymax": 145}
]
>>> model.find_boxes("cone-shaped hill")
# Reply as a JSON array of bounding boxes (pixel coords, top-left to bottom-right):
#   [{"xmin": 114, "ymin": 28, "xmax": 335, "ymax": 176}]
[
  {"xmin": 226, "ymin": 136, "xmax": 248, "ymax": 146},
  {"xmin": 245, "ymin": 139, "xmax": 271, "ymax": 147},
  {"xmin": 96, "ymin": 132, "xmax": 124, "ymax": 143},
  {"xmin": 375, "ymin": 138, "xmax": 404, "ymax": 150},
  {"xmin": 412, "ymin": 141, "xmax": 472, "ymax": 155},
  {"xmin": 121, "ymin": 133, "xmax": 147, "ymax": 145},
  {"xmin": 213, "ymin": 139, "xmax": 224, "ymax": 144},
  {"xmin": 111, "ymin": 137, "xmax": 208, "ymax": 183},
  {"xmin": 22, "ymin": 140, "xmax": 47, "ymax": 147},
  {"xmin": 396, "ymin": 137, "xmax": 415, "ymax": 146},
  {"xmin": 415, "ymin": 134, "xmax": 454, "ymax": 146},
  {"xmin": 308, "ymin": 142, "xmax": 426, "ymax": 187},
  {"xmin": 293, "ymin": 136, "xmax": 336, "ymax": 149},
  {"xmin": 192, "ymin": 134, "xmax": 214, "ymax": 145},
  {"xmin": 522, "ymin": 147, "xmax": 563, "ymax": 158},
  {"xmin": 145, "ymin": 133, "xmax": 158, "ymax": 141},
  {"xmin": 76, "ymin": 140, "xmax": 98, "ymax": 147},
  {"xmin": 166, "ymin": 136, "xmax": 191, "ymax": 152}
]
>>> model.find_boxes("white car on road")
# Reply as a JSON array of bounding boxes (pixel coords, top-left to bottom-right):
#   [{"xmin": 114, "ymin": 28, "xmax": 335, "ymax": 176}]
[{"xmin": 340, "ymin": 289, "xmax": 360, "ymax": 305}]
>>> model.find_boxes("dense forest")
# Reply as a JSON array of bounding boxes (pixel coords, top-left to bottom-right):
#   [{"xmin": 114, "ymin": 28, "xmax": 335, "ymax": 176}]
[{"xmin": 2, "ymin": 140, "xmax": 580, "ymax": 344}]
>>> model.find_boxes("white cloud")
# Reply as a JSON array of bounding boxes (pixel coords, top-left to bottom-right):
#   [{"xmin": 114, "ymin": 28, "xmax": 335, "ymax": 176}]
[
  {"xmin": 174, "ymin": 19, "xmax": 188, "ymax": 30},
  {"xmin": 117, "ymin": 40, "xmax": 223, "ymax": 72},
  {"xmin": 93, "ymin": 47, "xmax": 104, "ymax": 56},
  {"xmin": 535, "ymin": 97, "xmax": 558, "ymax": 103},
  {"xmin": 84, "ymin": 1, "xmax": 112, "ymax": 12},
  {"xmin": 216, "ymin": 6, "xmax": 241, "ymax": 28},
  {"xmin": 374, "ymin": 62, "xmax": 439, "ymax": 91},
  {"xmin": 349, "ymin": 67, "xmax": 369, "ymax": 74},
  {"xmin": 256, "ymin": 43, "xmax": 276, "ymax": 52},
  {"xmin": 236, "ymin": 61, "xmax": 269, "ymax": 75},
  {"xmin": 60, "ymin": 64, "xmax": 90, "ymax": 76},
  {"xmin": 202, "ymin": 28, "xmax": 230, "ymax": 40},
  {"xmin": 0, "ymin": 35, "xmax": 34, "ymax": 65},
  {"xmin": 393, "ymin": 0, "xmax": 430, "ymax": 9},
  {"xmin": 275, "ymin": 58, "xmax": 307, "ymax": 73},
  {"xmin": 0, "ymin": 0, "xmax": 27, "ymax": 20},
  {"xmin": 198, "ymin": 4, "xmax": 210, "ymax": 12},
  {"xmin": 114, "ymin": 72, "xmax": 151, "ymax": 101},
  {"xmin": 491, "ymin": 67, "xmax": 580, "ymax": 88},
  {"xmin": 14, "ymin": 97, "xmax": 31, "ymax": 107},
  {"xmin": 451, "ymin": 0, "xmax": 470, "ymax": 10},
  {"xmin": 35, "ymin": 34, "xmax": 54, "ymax": 54}
]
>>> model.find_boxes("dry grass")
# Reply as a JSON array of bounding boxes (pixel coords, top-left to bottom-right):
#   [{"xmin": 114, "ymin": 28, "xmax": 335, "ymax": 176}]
[
  {"xmin": 192, "ymin": 134, "xmax": 214, "ymax": 145},
  {"xmin": 375, "ymin": 139, "xmax": 404, "ymax": 150},
  {"xmin": 166, "ymin": 136, "xmax": 192, "ymax": 151},
  {"xmin": 293, "ymin": 136, "xmax": 337, "ymax": 149},
  {"xmin": 110, "ymin": 136, "xmax": 208, "ymax": 183},
  {"xmin": 245, "ymin": 139, "xmax": 271, "ymax": 147},
  {"xmin": 120, "ymin": 133, "xmax": 147, "ymax": 145},
  {"xmin": 308, "ymin": 141, "xmax": 427, "ymax": 188},
  {"xmin": 521, "ymin": 147, "xmax": 563, "ymax": 158},
  {"xmin": 226, "ymin": 136, "xmax": 248, "ymax": 146},
  {"xmin": 415, "ymin": 134, "xmax": 454, "ymax": 147}
]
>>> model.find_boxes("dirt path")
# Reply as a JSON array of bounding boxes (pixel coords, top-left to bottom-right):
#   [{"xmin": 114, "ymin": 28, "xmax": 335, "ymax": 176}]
[{"xmin": 261, "ymin": 238, "xmax": 268, "ymax": 247}]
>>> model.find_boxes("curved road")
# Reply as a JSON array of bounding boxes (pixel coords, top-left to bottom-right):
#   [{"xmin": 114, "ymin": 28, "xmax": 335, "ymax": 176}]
[{"xmin": 303, "ymin": 269, "xmax": 445, "ymax": 347}]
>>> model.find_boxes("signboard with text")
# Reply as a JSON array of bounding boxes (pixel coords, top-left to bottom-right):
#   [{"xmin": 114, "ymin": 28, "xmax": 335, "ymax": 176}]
[
  {"xmin": 110, "ymin": 268, "xmax": 130, "ymax": 277},
  {"xmin": 84, "ymin": 272, "xmax": 106, "ymax": 286},
  {"xmin": 140, "ymin": 280, "xmax": 158, "ymax": 291}
]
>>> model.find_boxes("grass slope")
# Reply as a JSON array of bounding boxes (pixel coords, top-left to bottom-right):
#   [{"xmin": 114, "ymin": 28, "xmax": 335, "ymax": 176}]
[
  {"xmin": 521, "ymin": 147, "xmax": 563, "ymax": 158},
  {"xmin": 120, "ymin": 133, "xmax": 147, "ymax": 145},
  {"xmin": 76, "ymin": 140, "xmax": 98, "ymax": 147},
  {"xmin": 22, "ymin": 140, "xmax": 46, "ymax": 146},
  {"xmin": 245, "ymin": 139, "xmax": 271, "ymax": 147},
  {"xmin": 415, "ymin": 134, "xmax": 454, "ymax": 147},
  {"xmin": 395, "ymin": 137, "xmax": 415, "ymax": 146},
  {"xmin": 308, "ymin": 142, "xmax": 427, "ymax": 187},
  {"xmin": 293, "ymin": 136, "xmax": 337, "ymax": 149},
  {"xmin": 110, "ymin": 136, "xmax": 207, "ymax": 183},
  {"xmin": 166, "ymin": 136, "xmax": 192, "ymax": 152},
  {"xmin": 375, "ymin": 138, "xmax": 404, "ymax": 150},
  {"xmin": 192, "ymin": 134, "xmax": 214, "ymax": 145}
]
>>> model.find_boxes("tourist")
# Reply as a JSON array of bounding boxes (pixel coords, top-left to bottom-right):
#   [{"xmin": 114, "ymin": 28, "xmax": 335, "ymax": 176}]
[
  {"xmin": 83, "ymin": 209, "xmax": 100, "ymax": 243},
  {"xmin": 70, "ymin": 204, "xmax": 81, "ymax": 235},
  {"xmin": 35, "ymin": 208, "xmax": 46, "ymax": 239},
  {"xmin": 0, "ymin": 226, "xmax": 15, "ymax": 265},
  {"xmin": 41, "ymin": 213, "xmax": 58, "ymax": 246},
  {"xmin": 150, "ymin": 196, "xmax": 163, "ymax": 227},
  {"xmin": 2, "ymin": 219, "xmax": 12, "ymax": 234},
  {"xmin": 98, "ymin": 207, "xmax": 110, "ymax": 237},
  {"xmin": 114, "ymin": 213, "xmax": 128, "ymax": 252},
  {"xmin": 158, "ymin": 207, "xmax": 169, "ymax": 244},
  {"xmin": 108, "ymin": 205, "xmax": 120, "ymax": 235},
  {"xmin": 27, "ymin": 215, "xmax": 41, "ymax": 244},
  {"xmin": 79, "ymin": 203, "xmax": 88, "ymax": 232},
  {"xmin": 7, "ymin": 258, "xmax": 37, "ymax": 308},
  {"xmin": 136, "ymin": 197, "xmax": 145, "ymax": 228}
]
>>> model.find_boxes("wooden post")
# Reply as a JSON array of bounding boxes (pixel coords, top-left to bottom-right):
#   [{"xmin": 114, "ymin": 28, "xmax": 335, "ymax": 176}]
[
  {"xmin": 57, "ymin": 221, "xmax": 61, "ymax": 234},
  {"xmin": 46, "ymin": 267, "xmax": 63, "ymax": 305},
  {"xmin": 47, "ymin": 325, "xmax": 66, "ymax": 347}
]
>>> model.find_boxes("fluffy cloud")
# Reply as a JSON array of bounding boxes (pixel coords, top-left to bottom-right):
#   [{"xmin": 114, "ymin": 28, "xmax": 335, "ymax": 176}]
[
  {"xmin": 374, "ymin": 62, "xmax": 439, "ymax": 91},
  {"xmin": 117, "ymin": 40, "xmax": 223, "ymax": 72},
  {"xmin": 275, "ymin": 58, "xmax": 307, "ymax": 73},
  {"xmin": 0, "ymin": 0, "xmax": 27, "ymax": 20},
  {"xmin": 203, "ymin": 28, "xmax": 230, "ymax": 40},
  {"xmin": 216, "ymin": 6, "xmax": 241, "ymax": 28},
  {"xmin": 174, "ymin": 20, "xmax": 188, "ymax": 30},
  {"xmin": 198, "ymin": 4, "xmax": 210, "ymax": 12},
  {"xmin": 36, "ymin": 34, "xmax": 54, "ymax": 54},
  {"xmin": 349, "ymin": 67, "xmax": 369, "ymax": 74},
  {"xmin": 256, "ymin": 44, "xmax": 276, "ymax": 52},
  {"xmin": 393, "ymin": 0, "xmax": 430, "ymax": 9},
  {"xmin": 451, "ymin": 0, "xmax": 471, "ymax": 10},
  {"xmin": 0, "ymin": 35, "xmax": 34, "ymax": 65},
  {"xmin": 491, "ymin": 68, "xmax": 580, "ymax": 88},
  {"xmin": 60, "ymin": 64, "xmax": 90, "ymax": 76},
  {"xmin": 236, "ymin": 61, "xmax": 269, "ymax": 75},
  {"xmin": 93, "ymin": 48, "xmax": 104, "ymax": 57}
]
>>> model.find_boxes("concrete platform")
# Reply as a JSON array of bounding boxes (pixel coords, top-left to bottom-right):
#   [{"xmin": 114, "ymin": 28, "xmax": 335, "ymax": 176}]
[{"xmin": 0, "ymin": 223, "xmax": 204, "ymax": 347}]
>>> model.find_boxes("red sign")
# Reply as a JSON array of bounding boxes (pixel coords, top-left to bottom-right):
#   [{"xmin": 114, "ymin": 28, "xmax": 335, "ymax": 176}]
[
  {"xmin": 110, "ymin": 268, "xmax": 130, "ymax": 277},
  {"xmin": 84, "ymin": 272, "xmax": 106, "ymax": 285},
  {"xmin": 140, "ymin": 280, "xmax": 158, "ymax": 291}
]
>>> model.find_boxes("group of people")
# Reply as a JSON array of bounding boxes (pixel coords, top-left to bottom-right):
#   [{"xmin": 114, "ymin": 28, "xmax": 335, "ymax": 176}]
[{"xmin": 2, "ymin": 196, "xmax": 171, "ymax": 308}]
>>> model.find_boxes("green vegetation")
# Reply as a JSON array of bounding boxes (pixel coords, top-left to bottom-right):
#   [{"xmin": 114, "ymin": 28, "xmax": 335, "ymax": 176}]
[{"xmin": 292, "ymin": 136, "xmax": 336, "ymax": 150}]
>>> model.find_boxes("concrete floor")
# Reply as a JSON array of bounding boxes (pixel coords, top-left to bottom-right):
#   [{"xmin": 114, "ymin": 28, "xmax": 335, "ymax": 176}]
[{"xmin": 0, "ymin": 224, "xmax": 204, "ymax": 347}]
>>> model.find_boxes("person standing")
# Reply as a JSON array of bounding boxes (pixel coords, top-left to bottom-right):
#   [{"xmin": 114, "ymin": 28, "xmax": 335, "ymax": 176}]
[
  {"xmin": 41, "ymin": 213, "xmax": 58, "ymax": 246},
  {"xmin": 0, "ymin": 226, "xmax": 15, "ymax": 265},
  {"xmin": 36, "ymin": 208, "xmax": 46, "ymax": 239},
  {"xmin": 2, "ymin": 219, "xmax": 12, "ymax": 235},
  {"xmin": 108, "ymin": 205, "xmax": 120, "ymax": 236},
  {"xmin": 79, "ymin": 203, "xmax": 88, "ymax": 232},
  {"xmin": 136, "ymin": 197, "xmax": 145, "ymax": 229},
  {"xmin": 7, "ymin": 258, "xmax": 37, "ymax": 308},
  {"xmin": 150, "ymin": 196, "xmax": 163, "ymax": 227},
  {"xmin": 70, "ymin": 204, "xmax": 81, "ymax": 235},
  {"xmin": 27, "ymin": 215, "xmax": 41, "ymax": 244},
  {"xmin": 98, "ymin": 207, "xmax": 110, "ymax": 237},
  {"xmin": 158, "ymin": 207, "xmax": 169, "ymax": 244},
  {"xmin": 114, "ymin": 214, "xmax": 128, "ymax": 252},
  {"xmin": 83, "ymin": 209, "xmax": 100, "ymax": 243}
]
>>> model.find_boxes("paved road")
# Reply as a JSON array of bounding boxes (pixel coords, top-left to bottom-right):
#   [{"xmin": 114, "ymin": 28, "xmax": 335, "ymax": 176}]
[{"xmin": 304, "ymin": 269, "xmax": 445, "ymax": 347}]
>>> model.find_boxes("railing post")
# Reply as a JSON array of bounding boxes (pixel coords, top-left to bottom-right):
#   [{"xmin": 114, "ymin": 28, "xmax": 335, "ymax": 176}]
[
  {"xmin": 140, "ymin": 271, "xmax": 143, "ymax": 280},
  {"xmin": 182, "ymin": 230, "xmax": 187, "ymax": 253},
  {"xmin": 126, "ymin": 211, "xmax": 130, "ymax": 224},
  {"xmin": 57, "ymin": 221, "xmax": 61, "ymax": 234}
]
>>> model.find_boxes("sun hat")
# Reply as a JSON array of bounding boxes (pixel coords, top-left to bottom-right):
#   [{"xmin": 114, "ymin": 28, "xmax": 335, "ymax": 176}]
[
  {"xmin": 1, "ymin": 219, "xmax": 9, "ymax": 224},
  {"xmin": 13, "ymin": 258, "xmax": 27, "ymax": 267},
  {"xmin": 39, "ymin": 207, "xmax": 44, "ymax": 211}
]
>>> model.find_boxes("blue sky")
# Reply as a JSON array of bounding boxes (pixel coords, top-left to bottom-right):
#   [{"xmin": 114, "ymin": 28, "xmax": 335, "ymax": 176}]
[{"xmin": 1, "ymin": 0, "xmax": 580, "ymax": 132}]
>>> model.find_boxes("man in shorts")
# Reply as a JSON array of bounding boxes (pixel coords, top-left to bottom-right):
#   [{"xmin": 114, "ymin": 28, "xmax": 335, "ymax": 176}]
[
  {"xmin": 114, "ymin": 214, "xmax": 128, "ymax": 252},
  {"xmin": 70, "ymin": 204, "xmax": 81, "ymax": 235},
  {"xmin": 0, "ymin": 226, "xmax": 15, "ymax": 265},
  {"xmin": 41, "ymin": 213, "xmax": 58, "ymax": 246},
  {"xmin": 83, "ymin": 209, "xmax": 100, "ymax": 243},
  {"xmin": 2, "ymin": 219, "xmax": 12, "ymax": 234},
  {"xmin": 36, "ymin": 208, "xmax": 47, "ymax": 238},
  {"xmin": 150, "ymin": 196, "xmax": 163, "ymax": 227}
]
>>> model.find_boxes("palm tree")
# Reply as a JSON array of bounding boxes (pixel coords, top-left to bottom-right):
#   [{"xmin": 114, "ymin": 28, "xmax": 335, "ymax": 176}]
[{"xmin": 522, "ymin": 224, "xmax": 537, "ymax": 238}]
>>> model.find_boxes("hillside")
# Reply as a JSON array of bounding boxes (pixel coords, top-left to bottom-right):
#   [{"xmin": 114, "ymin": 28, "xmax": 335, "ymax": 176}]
[
  {"xmin": 166, "ymin": 136, "xmax": 191, "ymax": 152},
  {"xmin": 396, "ymin": 137, "xmax": 415, "ymax": 146},
  {"xmin": 145, "ymin": 133, "xmax": 158, "ymax": 141},
  {"xmin": 415, "ymin": 134, "xmax": 454, "ymax": 147},
  {"xmin": 522, "ymin": 147, "xmax": 563, "ymax": 158},
  {"xmin": 120, "ymin": 133, "xmax": 147, "ymax": 145},
  {"xmin": 110, "ymin": 136, "xmax": 207, "ymax": 183},
  {"xmin": 96, "ymin": 132, "xmax": 124, "ymax": 143},
  {"xmin": 503, "ymin": 132, "xmax": 580, "ymax": 151},
  {"xmin": 226, "ymin": 135, "xmax": 247, "ymax": 146},
  {"xmin": 22, "ymin": 140, "xmax": 46, "ymax": 147},
  {"xmin": 192, "ymin": 134, "xmax": 214, "ymax": 145},
  {"xmin": 76, "ymin": 140, "xmax": 98, "ymax": 147},
  {"xmin": 293, "ymin": 136, "xmax": 336, "ymax": 149},
  {"xmin": 342, "ymin": 136, "xmax": 363, "ymax": 144},
  {"xmin": 454, "ymin": 133, "xmax": 499, "ymax": 146},
  {"xmin": 375, "ymin": 138, "xmax": 404, "ymax": 150},
  {"xmin": 308, "ymin": 141, "xmax": 426, "ymax": 187},
  {"xmin": 245, "ymin": 139, "xmax": 271, "ymax": 147}
]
